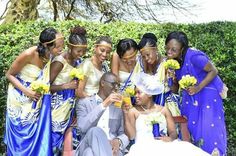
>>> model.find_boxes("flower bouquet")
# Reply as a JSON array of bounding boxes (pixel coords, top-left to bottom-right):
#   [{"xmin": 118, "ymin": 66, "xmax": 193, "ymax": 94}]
[
  {"xmin": 179, "ymin": 75, "xmax": 197, "ymax": 104},
  {"xmin": 30, "ymin": 80, "xmax": 50, "ymax": 108},
  {"xmin": 69, "ymin": 68, "xmax": 84, "ymax": 80},
  {"xmin": 163, "ymin": 59, "xmax": 180, "ymax": 87},
  {"xmin": 30, "ymin": 81, "xmax": 49, "ymax": 94},
  {"xmin": 146, "ymin": 112, "xmax": 165, "ymax": 138},
  {"xmin": 178, "ymin": 75, "xmax": 197, "ymax": 89}
]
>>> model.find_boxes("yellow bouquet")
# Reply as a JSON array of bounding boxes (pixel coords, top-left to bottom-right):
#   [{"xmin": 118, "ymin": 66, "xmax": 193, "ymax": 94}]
[
  {"xmin": 124, "ymin": 87, "xmax": 135, "ymax": 96},
  {"xmin": 69, "ymin": 68, "xmax": 84, "ymax": 80},
  {"xmin": 179, "ymin": 75, "xmax": 197, "ymax": 89},
  {"xmin": 145, "ymin": 112, "xmax": 165, "ymax": 125},
  {"xmin": 164, "ymin": 59, "xmax": 180, "ymax": 70},
  {"xmin": 30, "ymin": 81, "xmax": 49, "ymax": 94}
]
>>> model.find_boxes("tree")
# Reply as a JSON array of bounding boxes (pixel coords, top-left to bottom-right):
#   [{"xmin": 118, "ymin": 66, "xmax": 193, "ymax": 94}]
[
  {"xmin": 1, "ymin": 0, "xmax": 196, "ymax": 24},
  {"xmin": 2, "ymin": 0, "xmax": 40, "ymax": 24}
]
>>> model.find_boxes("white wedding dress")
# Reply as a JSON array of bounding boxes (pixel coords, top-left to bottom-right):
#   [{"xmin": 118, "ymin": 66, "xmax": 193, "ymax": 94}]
[{"xmin": 126, "ymin": 113, "xmax": 210, "ymax": 156}]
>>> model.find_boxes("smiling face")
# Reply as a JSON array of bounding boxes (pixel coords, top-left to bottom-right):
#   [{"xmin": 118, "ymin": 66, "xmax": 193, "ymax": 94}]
[
  {"xmin": 71, "ymin": 46, "xmax": 87, "ymax": 60},
  {"xmin": 47, "ymin": 33, "xmax": 64, "ymax": 58},
  {"xmin": 135, "ymin": 87, "xmax": 152, "ymax": 106},
  {"xmin": 140, "ymin": 47, "xmax": 158, "ymax": 65},
  {"xmin": 121, "ymin": 48, "xmax": 137, "ymax": 66},
  {"xmin": 102, "ymin": 74, "xmax": 120, "ymax": 97},
  {"xmin": 94, "ymin": 41, "xmax": 112, "ymax": 62},
  {"xmin": 165, "ymin": 39, "xmax": 183, "ymax": 59}
]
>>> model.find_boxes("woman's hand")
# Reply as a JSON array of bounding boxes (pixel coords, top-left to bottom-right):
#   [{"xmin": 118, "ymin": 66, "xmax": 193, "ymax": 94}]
[
  {"xmin": 187, "ymin": 85, "xmax": 201, "ymax": 95},
  {"xmin": 156, "ymin": 136, "xmax": 173, "ymax": 142},
  {"xmin": 121, "ymin": 100, "xmax": 132, "ymax": 114},
  {"xmin": 24, "ymin": 89, "xmax": 41, "ymax": 101},
  {"xmin": 167, "ymin": 69, "xmax": 176, "ymax": 79},
  {"xmin": 110, "ymin": 139, "xmax": 120, "ymax": 156},
  {"xmin": 64, "ymin": 79, "xmax": 78, "ymax": 90}
]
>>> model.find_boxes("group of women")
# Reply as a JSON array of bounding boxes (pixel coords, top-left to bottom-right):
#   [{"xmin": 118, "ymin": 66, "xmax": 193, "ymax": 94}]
[{"xmin": 4, "ymin": 25, "xmax": 227, "ymax": 156}]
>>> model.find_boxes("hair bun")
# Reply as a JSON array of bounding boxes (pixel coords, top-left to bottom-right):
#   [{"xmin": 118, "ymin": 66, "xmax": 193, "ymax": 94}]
[
  {"xmin": 70, "ymin": 26, "xmax": 86, "ymax": 36},
  {"xmin": 142, "ymin": 33, "xmax": 157, "ymax": 42}
]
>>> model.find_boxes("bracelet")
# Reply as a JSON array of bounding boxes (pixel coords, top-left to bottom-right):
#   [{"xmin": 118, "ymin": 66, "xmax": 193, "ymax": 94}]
[{"xmin": 116, "ymin": 138, "xmax": 123, "ymax": 148}]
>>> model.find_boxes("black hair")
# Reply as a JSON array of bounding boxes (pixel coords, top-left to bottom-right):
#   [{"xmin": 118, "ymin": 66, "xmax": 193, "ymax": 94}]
[
  {"xmin": 165, "ymin": 31, "xmax": 189, "ymax": 52},
  {"xmin": 116, "ymin": 38, "xmax": 138, "ymax": 58},
  {"xmin": 165, "ymin": 31, "xmax": 189, "ymax": 64},
  {"xmin": 138, "ymin": 32, "xmax": 157, "ymax": 50},
  {"xmin": 69, "ymin": 25, "xmax": 87, "ymax": 45},
  {"xmin": 95, "ymin": 36, "xmax": 112, "ymax": 45},
  {"xmin": 37, "ymin": 27, "xmax": 58, "ymax": 57}
]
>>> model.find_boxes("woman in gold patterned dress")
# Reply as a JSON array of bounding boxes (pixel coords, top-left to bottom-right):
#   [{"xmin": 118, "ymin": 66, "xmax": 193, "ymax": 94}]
[
  {"xmin": 50, "ymin": 26, "xmax": 87, "ymax": 154},
  {"xmin": 76, "ymin": 36, "xmax": 112, "ymax": 98},
  {"xmin": 4, "ymin": 27, "xmax": 64, "ymax": 156}
]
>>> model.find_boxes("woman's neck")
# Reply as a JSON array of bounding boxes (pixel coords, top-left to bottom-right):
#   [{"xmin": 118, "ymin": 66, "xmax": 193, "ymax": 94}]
[
  {"xmin": 139, "ymin": 101, "xmax": 155, "ymax": 112},
  {"xmin": 66, "ymin": 51, "xmax": 77, "ymax": 66},
  {"xmin": 92, "ymin": 55, "xmax": 102, "ymax": 70},
  {"xmin": 147, "ymin": 55, "xmax": 162, "ymax": 74}
]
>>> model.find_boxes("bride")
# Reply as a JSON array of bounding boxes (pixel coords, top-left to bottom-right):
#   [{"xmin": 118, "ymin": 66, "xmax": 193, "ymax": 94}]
[{"xmin": 122, "ymin": 73, "xmax": 211, "ymax": 156}]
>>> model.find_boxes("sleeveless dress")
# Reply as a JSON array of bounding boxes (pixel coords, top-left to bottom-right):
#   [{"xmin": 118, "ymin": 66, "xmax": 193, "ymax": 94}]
[
  {"xmin": 132, "ymin": 55, "xmax": 180, "ymax": 116},
  {"xmin": 78, "ymin": 58, "xmax": 109, "ymax": 96},
  {"xmin": 4, "ymin": 62, "xmax": 53, "ymax": 156},
  {"xmin": 175, "ymin": 48, "xmax": 227, "ymax": 155},
  {"xmin": 126, "ymin": 112, "xmax": 210, "ymax": 156},
  {"xmin": 51, "ymin": 55, "xmax": 80, "ymax": 153}
]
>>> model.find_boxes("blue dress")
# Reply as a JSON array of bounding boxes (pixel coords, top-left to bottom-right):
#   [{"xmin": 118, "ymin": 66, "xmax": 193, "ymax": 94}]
[
  {"xmin": 175, "ymin": 48, "xmax": 227, "ymax": 155},
  {"xmin": 4, "ymin": 62, "xmax": 52, "ymax": 156}
]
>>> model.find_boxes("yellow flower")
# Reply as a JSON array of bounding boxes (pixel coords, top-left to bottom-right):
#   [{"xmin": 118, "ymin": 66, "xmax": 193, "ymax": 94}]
[
  {"xmin": 164, "ymin": 59, "xmax": 180, "ymax": 70},
  {"xmin": 125, "ymin": 87, "xmax": 135, "ymax": 96},
  {"xmin": 30, "ymin": 81, "xmax": 49, "ymax": 94},
  {"xmin": 179, "ymin": 75, "xmax": 197, "ymax": 89},
  {"xmin": 69, "ymin": 68, "xmax": 84, "ymax": 80}
]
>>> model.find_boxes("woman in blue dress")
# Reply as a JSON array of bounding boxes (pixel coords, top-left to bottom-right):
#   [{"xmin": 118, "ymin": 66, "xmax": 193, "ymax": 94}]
[
  {"xmin": 4, "ymin": 27, "xmax": 64, "ymax": 156},
  {"xmin": 165, "ymin": 31, "xmax": 227, "ymax": 155},
  {"xmin": 50, "ymin": 25, "xmax": 87, "ymax": 154}
]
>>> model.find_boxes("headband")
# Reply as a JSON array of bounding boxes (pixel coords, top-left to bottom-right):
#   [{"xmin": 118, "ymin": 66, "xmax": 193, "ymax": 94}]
[
  {"xmin": 68, "ymin": 42, "xmax": 87, "ymax": 48},
  {"xmin": 44, "ymin": 36, "xmax": 64, "ymax": 44},
  {"xmin": 95, "ymin": 44, "xmax": 112, "ymax": 49},
  {"xmin": 122, "ymin": 51, "xmax": 137, "ymax": 59},
  {"xmin": 140, "ymin": 47, "xmax": 156, "ymax": 53}
]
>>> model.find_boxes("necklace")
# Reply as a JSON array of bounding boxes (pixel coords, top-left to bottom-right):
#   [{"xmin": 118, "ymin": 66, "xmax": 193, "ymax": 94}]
[{"xmin": 140, "ymin": 105, "xmax": 148, "ymax": 112}]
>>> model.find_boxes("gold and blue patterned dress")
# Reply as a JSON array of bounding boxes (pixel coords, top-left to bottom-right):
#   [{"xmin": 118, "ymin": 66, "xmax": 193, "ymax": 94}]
[
  {"xmin": 132, "ymin": 55, "xmax": 180, "ymax": 116},
  {"xmin": 78, "ymin": 58, "xmax": 109, "ymax": 96},
  {"xmin": 51, "ymin": 55, "xmax": 81, "ymax": 153},
  {"xmin": 4, "ymin": 62, "xmax": 52, "ymax": 156}
]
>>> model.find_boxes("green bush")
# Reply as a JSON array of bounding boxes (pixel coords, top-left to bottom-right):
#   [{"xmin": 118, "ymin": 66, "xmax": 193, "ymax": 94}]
[{"xmin": 0, "ymin": 20, "xmax": 235, "ymax": 155}]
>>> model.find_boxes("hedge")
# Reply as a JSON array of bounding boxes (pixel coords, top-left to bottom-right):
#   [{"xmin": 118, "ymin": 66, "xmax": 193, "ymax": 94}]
[{"xmin": 0, "ymin": 20, "xmax": 235, "ymax": 155}]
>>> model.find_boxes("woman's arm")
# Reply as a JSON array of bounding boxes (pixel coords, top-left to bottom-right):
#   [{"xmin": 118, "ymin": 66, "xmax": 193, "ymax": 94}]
[
  {"xmin": 111, "ymin": 53, "xmax": 120, "ymax": 77},
  {"xmin": 76, "ymin": 77, "xmax": 88, "ymax": 98},
  {"xmin": 6, "ymin": 48, "xmax": 41, "ymax": 101},
  {"xmin": 50, "ymin": 61, "xmax": 78, "ymax": 93},
  {"xmin": 162, "ymin": 107, "xmax": 177, "ymax": 141},
  {"xmin": 122, "ymin": 107, "xmax": 137, "ymax": 140},
  {"xmin": 188, "ymin": 61, "xmax": 218, "ymax": 95}
]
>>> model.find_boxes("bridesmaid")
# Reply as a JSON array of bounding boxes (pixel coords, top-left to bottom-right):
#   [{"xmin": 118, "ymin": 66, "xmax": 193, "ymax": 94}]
[
  {"xmin": 133, "ymin": 33, "xmax": 180, "ymax": 116},
  {"xmin": 4, "ymin": 27, "xmax": 64, "ymax": 156},
  {"xmin": 76, "ymin": 36, "xmax": 112, "ymax": 98},
  {"xmin": 50, "ymin": 25, "xmax": 87, "ymax": 154},
  {"xmin": 111, "ymin": 38, "xmax": 138, "ymax": 91},
  {"xmin": 165, "ymin": 31, "xmax": 227, "ymax": 155}
]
